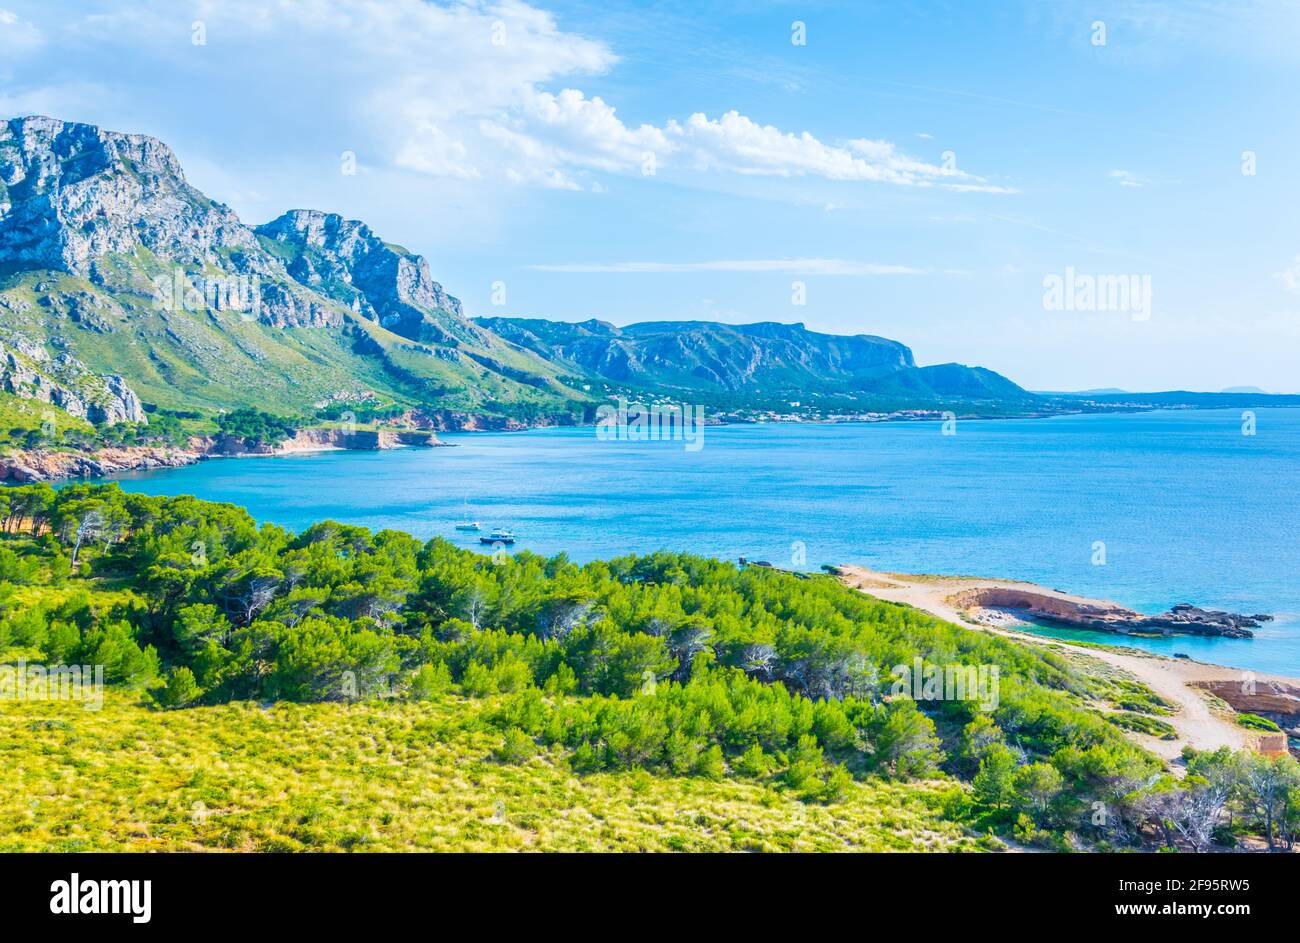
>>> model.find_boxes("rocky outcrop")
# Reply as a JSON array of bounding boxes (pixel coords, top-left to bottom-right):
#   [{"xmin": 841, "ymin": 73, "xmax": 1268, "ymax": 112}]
[
  {"xmin": 0, "ymin": 425, "xmax": 445, "ymax": 482},
  {"xmin": 0, "ymin": 116, "xmax": 343, "ymax": 330},
  {"xmin": 255, "ymin": 209, "xmax": 469, "ymax": 343},
  {"xmin": 90, "ymin": 374, "xmax": 146, "ymax": 424},
  {"xmin": 37, "ymin": 289, "xmax": 123, "ymax": 332},
  {"xmin": 1192, "ymin": 679, "xmax": 1300, "ymax": 718},
  {"xmin": 206, "ymin": 427, "xmax": 443, "ymax": 455},
  {"xmin": 0, "ymin": 340, "xmax": 146, "ymax": 425},
  {"xmin": 406, "ymin": 407, "xmax": 591, "ymax": 432},
  {"xmin": 948, "ymin": 586, "xmax": 1265, "ymax": 639},
  {"xmin": 1148, "ymin": 604, "xmax": 1270, "ymax": 638},
  {"xmin": 395, "ymin": 430, "xmax": 440, "ymax": 446},
  {"xmin": 0, "ymin": 445, "xmax": 198, "ymax": 481}
]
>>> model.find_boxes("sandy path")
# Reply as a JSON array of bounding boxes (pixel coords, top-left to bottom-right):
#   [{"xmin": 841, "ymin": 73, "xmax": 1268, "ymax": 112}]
[{"xmin": 837, "ymin": 565, "xmax": 1295, "ymax": 762}]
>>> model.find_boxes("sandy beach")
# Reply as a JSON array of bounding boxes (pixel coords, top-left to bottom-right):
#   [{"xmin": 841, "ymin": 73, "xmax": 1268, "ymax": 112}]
[{"xmin": 838, "ymin": 565, "xmax": 1300, "ymax": 762}]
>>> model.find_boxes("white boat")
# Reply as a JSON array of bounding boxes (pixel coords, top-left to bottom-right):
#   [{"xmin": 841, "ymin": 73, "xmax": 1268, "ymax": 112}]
[{"xmin": 454, "ymin": 497, "xmax": 480, "ymax": 531}]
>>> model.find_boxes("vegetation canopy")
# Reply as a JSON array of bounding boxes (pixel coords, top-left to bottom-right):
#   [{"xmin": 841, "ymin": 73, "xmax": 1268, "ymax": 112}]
[{"xmin": 0, "ymin": 482, "xmax": 1293, "ymax": 852}]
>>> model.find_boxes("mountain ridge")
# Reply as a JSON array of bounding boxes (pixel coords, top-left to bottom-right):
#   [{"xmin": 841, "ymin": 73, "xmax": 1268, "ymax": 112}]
[
  {"xmin": 477, "ymin": 316, "xmax": 1031, "ymax": 402},
  {"xmin": 0, "ymin": 114, "xmax": 585, "ymax": 428},
  {"xmin": 0, "ymin": 114, "xmax": 1035, "ymax": 449}
]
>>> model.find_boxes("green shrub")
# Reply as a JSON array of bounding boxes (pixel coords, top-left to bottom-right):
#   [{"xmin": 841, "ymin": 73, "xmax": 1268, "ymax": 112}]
[
  {"xmin": 1237, "ymin": 713, "xmax": 1281, "ymax": 732},
  {"xmin": 493, "ymin": 727, "xmax": 537, "ymax": 764}
]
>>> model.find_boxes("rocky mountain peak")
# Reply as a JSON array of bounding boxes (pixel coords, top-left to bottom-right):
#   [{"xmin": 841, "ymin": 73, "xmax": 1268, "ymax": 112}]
[
  {"xmin": 0, "ymin": 117, "xmax": 343, "ymax": 330},
  {"xmin": 0, "ymin": 116, "xmax": 581, "ymax": 428},
  {"xmin": 0, "ymin": 115, "xmax": 260, "ymax": 275},
  {"xmin": 256, "ymin": 209, "xmax": 468, "ymax": 344}
]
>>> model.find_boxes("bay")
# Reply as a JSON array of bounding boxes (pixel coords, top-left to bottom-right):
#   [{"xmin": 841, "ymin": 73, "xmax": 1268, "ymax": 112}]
[{"xmin": 105, "ymin": 408, "xmax": 1300, "ymax": 676}]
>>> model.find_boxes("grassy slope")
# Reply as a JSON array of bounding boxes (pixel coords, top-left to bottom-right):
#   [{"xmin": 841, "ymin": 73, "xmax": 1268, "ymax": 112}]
[
  {"xmin": 0, "ymin": 539, "xmax": 996, "ymax": 853},
  {"xmin": 0, "ymin": 261, "xmax": 586, "ymax": 419},
  {"xmin": 0, "ymin": 540, "xmax": 1175, "ymax": 854},
  {"xmin": 0, "ymin": 691, "xmax": 985, "ymax": 852},
  {"xmin": 0, "ymin": 391, "xmax": 95, "ymax": 440}
]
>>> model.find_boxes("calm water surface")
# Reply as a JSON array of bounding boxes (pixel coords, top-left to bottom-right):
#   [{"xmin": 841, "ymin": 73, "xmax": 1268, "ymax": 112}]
[{"xmin": 105, "ymin": 409, "xmax": 1300, "ymax": 676}]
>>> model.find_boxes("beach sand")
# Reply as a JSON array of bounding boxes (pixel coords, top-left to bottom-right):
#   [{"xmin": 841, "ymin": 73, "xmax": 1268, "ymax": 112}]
[{"xmin": 838, "ymin": 565, "xmax": 1300, "ymax": 762}]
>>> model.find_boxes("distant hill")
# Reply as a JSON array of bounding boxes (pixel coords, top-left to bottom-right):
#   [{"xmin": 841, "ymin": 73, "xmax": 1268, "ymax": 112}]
[
  {"xmin": 1048, "ymin": 390, "xmax": 1300, "ymax": 408},
  {"xmin": 477, "ymin": 317, "xmax": 1035, "ymax": 404},
  {"xmin": 1036, "ymin": 388, "xmax": 1132, "ymax": 396}
]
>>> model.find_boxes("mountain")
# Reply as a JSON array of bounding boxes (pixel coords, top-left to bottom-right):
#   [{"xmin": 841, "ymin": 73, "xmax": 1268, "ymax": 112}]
[
  {"xmin": 0, "ymin": 115, "xmax": 582, "ymax": 426},
  {"xmin": 477, "ymin": 317, "xmax": 1033, "ymax": 403},
  {"xmin": 1051, "ymin": 390, "xmax": 1300, "ymax": 408},
  {"xmin": 254, "ymin": 209, "xmax": 468, "ymax": 346},
  {"xmin": 0, "ymin": 115, "xmax": 1034, "ymax": 444}
]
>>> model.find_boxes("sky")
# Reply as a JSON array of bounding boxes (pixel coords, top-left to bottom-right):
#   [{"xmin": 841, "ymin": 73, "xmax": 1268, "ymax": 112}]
[{"xmin": 1, "ymin": 0, "xmax": 1298, "ymax": 392}]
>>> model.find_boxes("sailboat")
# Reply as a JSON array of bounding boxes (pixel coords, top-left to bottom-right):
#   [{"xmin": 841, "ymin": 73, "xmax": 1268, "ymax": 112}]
[{"xmin": 454, "ymin": 497, "xmax": 480, "ymax": 531}]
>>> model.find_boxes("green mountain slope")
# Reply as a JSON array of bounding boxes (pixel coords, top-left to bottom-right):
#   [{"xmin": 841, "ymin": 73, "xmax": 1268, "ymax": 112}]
[
  {"xmin": 0, "ymin": 116, "xmax": 587, "ymax": 427},
  {"xmin": 478, "ymin": 317, "xmax": 1035, "ymax": 404}
]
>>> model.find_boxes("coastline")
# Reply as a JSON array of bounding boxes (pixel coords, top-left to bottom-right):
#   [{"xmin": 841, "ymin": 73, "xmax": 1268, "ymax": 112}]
[
  {"xmin": 5, "ymin": 401, "xmax": 1299, "ymax": 484},
  {"xmin": 7, "ymin": 409, "xmax": 1294, "ymax": 759},
  {"xmin": 0, "ymin": 425, "xmax": 447, "ymax": 483},
  {"xmin": 837, "ymin": 565, "xmax": 1299, "ymax": 762}
]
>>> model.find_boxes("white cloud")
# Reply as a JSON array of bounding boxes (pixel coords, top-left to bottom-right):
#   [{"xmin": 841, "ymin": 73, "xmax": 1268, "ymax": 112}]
[
  {"xmin": 516, "ymin": 88, "xmax": 670, "ymax": 168},
  {"xmin": 664, "ymin": 114, "xmax": 1013, "ymax": 191},
  {"xmin": 673, "ymin": 112, "xmax": 879, "ymax": 180},
  {"xmin": 480, "ymin": 98, "xmax": 1015, "ymax": 193},
  {"xmin": 0, "ymin": 7, "xmax": 42, "ymax": 56},
  {"xmin": 527, "ymin": 259, "xmax": 925, "ymax": 275},
  {"xmin": 1273, "ymin": 256, "xmax": 1300, "ymax": 294},
  {"xmin": 1109, "ymin": 169, "xmax": 1146, "ymax": 188},
  {"xmin": 0, "ymin": 0, "xmax": 1012, "ymax": 197}
]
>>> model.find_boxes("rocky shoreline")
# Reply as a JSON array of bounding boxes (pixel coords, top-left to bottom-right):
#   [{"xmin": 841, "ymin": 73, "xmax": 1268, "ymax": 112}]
[
  {"xmin": 0, "ymin": 426, "xmax": 446, "ymax": 482},
  {"xmin": 837, "ymin": 565, "xmax": 1297, "ymax": 760},
  {"xmin": 945, "ymin": 586, "xmax": 1267, "ymax": 639}
]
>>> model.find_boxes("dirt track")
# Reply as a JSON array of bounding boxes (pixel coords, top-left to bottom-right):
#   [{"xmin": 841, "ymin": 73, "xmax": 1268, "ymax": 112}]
[{"xmin": 837, "ymin": 565, "xmax": 1298, "ymax": 761}]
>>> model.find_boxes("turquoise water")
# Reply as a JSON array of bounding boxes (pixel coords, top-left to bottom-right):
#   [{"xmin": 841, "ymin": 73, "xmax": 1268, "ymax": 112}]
[{"xmin": 104, "ymin": 408, "xmax": 1300, "ymax": 676}]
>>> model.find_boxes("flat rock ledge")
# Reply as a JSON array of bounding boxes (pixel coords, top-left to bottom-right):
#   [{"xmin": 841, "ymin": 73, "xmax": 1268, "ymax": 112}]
[
  {"xmin": 0, "ymin": 427, "xmax": 445, "ymax": 482},
  {"xmin": 947, "ymin": 586, "xmax": 1267, "ymax": 639}
]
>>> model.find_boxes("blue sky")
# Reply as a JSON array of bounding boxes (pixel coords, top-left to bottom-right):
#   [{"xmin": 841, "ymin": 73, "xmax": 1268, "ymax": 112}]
[{"xmin": 2, "ymin": 0, "xmax": 1298, "ymax": 391}]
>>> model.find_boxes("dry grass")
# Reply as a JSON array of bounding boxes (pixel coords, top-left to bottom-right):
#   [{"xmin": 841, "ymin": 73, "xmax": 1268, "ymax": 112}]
[{"xmin": 0, "ymin": 691, "xmax": 993, "ymax": 853}]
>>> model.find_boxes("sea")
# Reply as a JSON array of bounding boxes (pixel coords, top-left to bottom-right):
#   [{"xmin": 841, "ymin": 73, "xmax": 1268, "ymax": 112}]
[{"xmin": 101, "ymin": 408, "xmax": 1300, "ymax": 676}]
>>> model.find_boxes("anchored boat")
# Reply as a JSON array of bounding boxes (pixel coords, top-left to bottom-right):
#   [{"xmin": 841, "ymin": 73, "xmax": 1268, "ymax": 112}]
[{"xmin": 454, "ymin": 497, "xmax": 480, "ymax": 531}]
